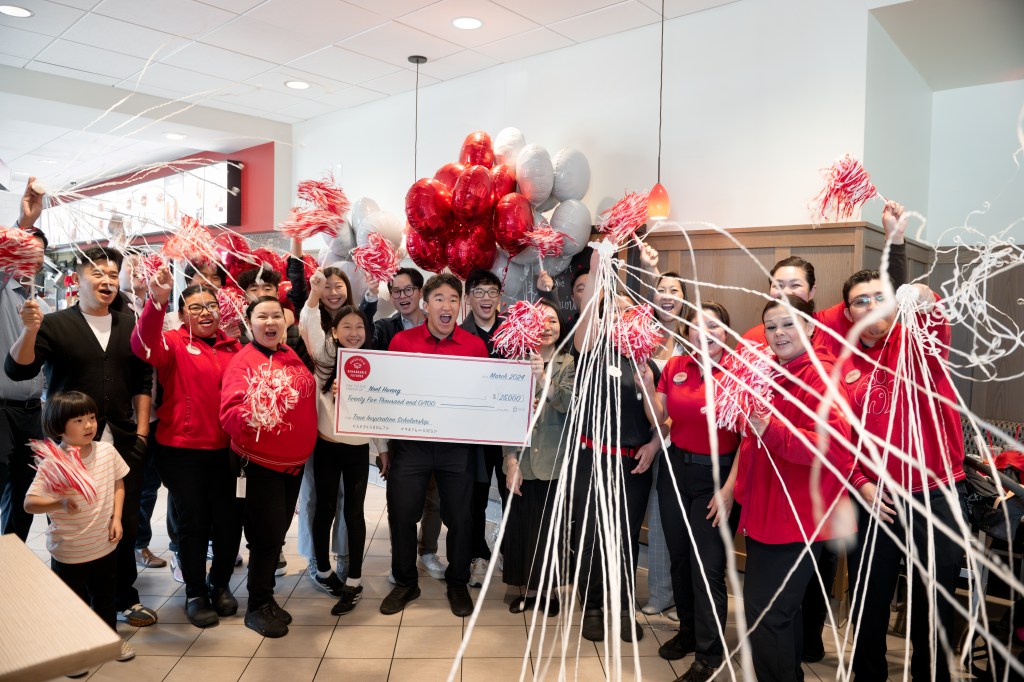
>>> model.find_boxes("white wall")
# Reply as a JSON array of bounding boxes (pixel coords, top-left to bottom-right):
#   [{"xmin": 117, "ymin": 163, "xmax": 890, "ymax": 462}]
[
  {"xmin": 293, "ymin": 0, "xmax": 869, "ymax": 231},
  {"xmin": 926, "ymin": 79, "xmax": 1024, "ymax": 244},
  {"xmin": 864, "ymin": 14, "xmax": 932, "ymax": 220}
]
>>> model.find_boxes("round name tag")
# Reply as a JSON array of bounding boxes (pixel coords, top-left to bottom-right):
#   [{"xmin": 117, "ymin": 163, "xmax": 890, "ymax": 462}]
[
  {"xmin": 845, "ymin": 369, "xmax": 862, "ymax": 384},
  {"xmin": 185, "ymin": 344, "xmax": 201, "ymax": 356},
  {"xmin": 673, "ymin": 372, "xmax": 687, "ymax": 384}
]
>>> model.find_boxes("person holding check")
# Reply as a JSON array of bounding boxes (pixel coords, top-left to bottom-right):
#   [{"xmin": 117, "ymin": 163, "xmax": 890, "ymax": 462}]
[{"xmin": 382, "ymin": 273, "xmax": 489, "ymax": 618}]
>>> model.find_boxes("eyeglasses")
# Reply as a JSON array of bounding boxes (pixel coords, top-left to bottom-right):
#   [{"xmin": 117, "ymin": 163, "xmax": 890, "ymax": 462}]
[
  {"xmin": 185, "ymin": 302, "xmax": 220, "ymax": 314},
  {"xmin": 390, "ymin": 286, "xmax": 420, "ymax": 299},
  {"xmin": 850, "ymin": 293, "xmax": 887, "ymax": 309},
  {"xmin": 469, "ymin": 287, "xmax": 500, "ymax": 299}
]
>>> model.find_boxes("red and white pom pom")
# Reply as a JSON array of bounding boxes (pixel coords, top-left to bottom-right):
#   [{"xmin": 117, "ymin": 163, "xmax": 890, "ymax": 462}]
[
  {"xmin": 706, "ymin": 343, "xmax": 776, "ymax": 432},
  {"xmin": 493, "ymin": 300, "xmax": 548, "ymax": 358},
  {"xmin": 216, "ymin": 285, "xmax": 247, "ymax": 332},
  {"xmin": 610, "ymin": 304, "xmax": 664, "ymax": 365},
  {"xmin": 137, "ymin": 252, "xmax": 165, "ymax": 286},
  {"xmin": 240, "ymin": 365, "xmax": 304, "ymax": 440},
  {"xmin": 598, "ymin": 192, "xmax": 649, "ymax": 245},
  {"xmin": 530, "ymin": 222, "xmax": 571, "ymax": 258},
  {"xmin": 162, "ymin": 215, "xmax": 217, "ymax": 266},
  {"xmin": 351, "ymin": 232, "xmax": 400, "ymax": 283},
  {"xmin": 297, "ymin": 174, "xmax": 350, "ymax": 217},
  {"xmin": 815, "ymin": 154, "xmax": 880, "ymax": 221},
  {"xmin": 0, "ymin": 226, "xmax": 45, "ymax": 278},
  {"xmin": 277, "ymin": 207, "xmax": 345, "ymax": 240},
  {"xmin": 29, "ymin": 439, "xmax": 98, "ymax": 504}
]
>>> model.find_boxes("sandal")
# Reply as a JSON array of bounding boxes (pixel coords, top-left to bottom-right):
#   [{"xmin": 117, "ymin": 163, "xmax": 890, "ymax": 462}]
[{"xmin": 509, "ymin": 595, "xmax": 560, "ymax": 617}]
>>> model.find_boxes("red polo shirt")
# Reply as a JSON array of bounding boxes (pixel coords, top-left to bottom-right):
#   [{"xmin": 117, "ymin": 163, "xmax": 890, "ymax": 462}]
[
  {"xmin": 389, "ymin": 323, "xmax": 489, "ymax": 358},
  {"xmin": 656, "ymin": 354, "xmax": 741, "ymax": 455}
]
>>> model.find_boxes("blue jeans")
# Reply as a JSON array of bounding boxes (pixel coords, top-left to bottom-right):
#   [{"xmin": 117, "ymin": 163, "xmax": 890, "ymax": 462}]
[{"xmin": 645, "ymin": 456, "xmax": 674, "ymax": 608}]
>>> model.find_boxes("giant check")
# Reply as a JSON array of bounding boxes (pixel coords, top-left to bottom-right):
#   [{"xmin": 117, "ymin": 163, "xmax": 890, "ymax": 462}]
[{"xmin": 334, "ymin": 349, "xmax": 535, "ymax": 445}]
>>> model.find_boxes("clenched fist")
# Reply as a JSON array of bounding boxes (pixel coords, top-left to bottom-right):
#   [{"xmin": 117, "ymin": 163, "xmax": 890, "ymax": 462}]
[{"xmin": 19, "ymin": 299, "xmax": 43, "ymax": 333}]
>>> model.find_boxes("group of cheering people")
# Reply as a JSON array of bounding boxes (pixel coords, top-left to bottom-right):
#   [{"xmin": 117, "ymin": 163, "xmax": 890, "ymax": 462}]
[{"xmin": 0, "ymin": 185, "xmax": 966, "ymax": 682}]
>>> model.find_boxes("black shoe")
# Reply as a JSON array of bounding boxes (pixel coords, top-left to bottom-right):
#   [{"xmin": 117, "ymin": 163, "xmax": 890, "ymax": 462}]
[
  {"xmin": 331, "ymin": 584, "xmax": 363, "ymax": 616},
  {"xmin": 207, "ymin": 580, "xmax": 238, "ymax": 617},
  {"xmin": 269, "ymin": 598, "xmax": 292, "ymax": 625},
  {"xmin": 380, "ymin": 584, "xmax": 421, "ymax": 615},
  {"xmin": 244, "ymin": 602, "xmax": 288, "ymax": 638},
  {"xmin": 185, "ymin": 596, "xmax": 219, "ymax": 628},
  {"xmin": 620, "ymin": 610, "xmax": 643, "ymax": 642},
  {"xmin": 581, "ymin": 609, "xmax": 604, "ymax": 642},
  {"xmin": 658, "ymin": 629, "xmax": 696, "ymax": 660},
  {"xmin": 312, "ymin": 570, "xmax": 345, "ymax": 597},
  {"xmin": 802, "ymin": 638, "xmax": 826, "ymax": 663},
  {"xmin": 446, "ymin": 585, "xmax": 474, "ymax": 617},
  {"xmin": 509, "ymin": 594, "xmax": 560, "ymax": 617},
  {"xmin": 676, "ymin": 659, "xmax": 713, "ymax": 682}
]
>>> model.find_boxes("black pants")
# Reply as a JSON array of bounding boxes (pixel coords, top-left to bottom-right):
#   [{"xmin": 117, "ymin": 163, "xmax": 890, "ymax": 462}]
[
  {"xmin": 387, "ymin": 439, "xmax": 474, "ymax": 587},
  {"xmin": 850, "ymin": 482, "xmax": 966, "ymax": 682},
  {"xmin": 166, "ymin": 492, "xmax": 180, "ymax": 553},
  {"xmin": 471, "ymin": 445, "xmax": 509, "ymax": 560},
  {"xmin": 135, "ymin": 433, "xmax": 163, "ymax": 549},
  {"xmin": 157, "ymin": 446, "xmax": 242, "ymax": 598},
  {"xmin": 744, "ymin": 538, "xmax": 822, "ymax": 682},
  {"xmin": 0, "ymin": 403, "xmax": 44, "ymax": 540},
  {"xmin": 52, "ymin": 550, "xmax": 118, "ymax": 630},
  {"xmin": 658, "ymin": 458, "xmax": 737, "ymax": 667},
  {"xmin": 241, "ymin": 457, "xmax": 303, "ymax": 610},
  {"xmin": 111, "ymin": 428, "xmax": 146, "ymax": 611},
  {"xmin": 503, "ymin": 477, "xmax": 566, "ymax": 590},
  {"xmin": 801, "ymin": 542, "xmax": 839, "ymax": 649},
  {"xmin": 571, "ymin": 448, "xmax": 653, "ymax": 612},
  {"xmin": 312, "ymin": 438, "xmax": 369, "ymax": 579}
]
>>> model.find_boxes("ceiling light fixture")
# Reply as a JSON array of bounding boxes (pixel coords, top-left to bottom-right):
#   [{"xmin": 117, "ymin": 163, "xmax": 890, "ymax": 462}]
[
  {"xmin": 285, "ymin": 80, "xmax": 310, "ymax": 90},
  {"xmin": 164, "ymin": 132, "xmax": 187, "ymax": 141},
  {"xmin": 452, "ymin": 16, "xmax": 482, "ymax": 30},
  {"xmin": 647, "ymin": 0, "xmax": 670, "ymax": 223},
  {"xmin": 409, "ymin": 55, "xmax": 427, "ymax": 179},
  {"xmin": 0, "ymin": 5, "xmax": 33, "ymax": 17}
]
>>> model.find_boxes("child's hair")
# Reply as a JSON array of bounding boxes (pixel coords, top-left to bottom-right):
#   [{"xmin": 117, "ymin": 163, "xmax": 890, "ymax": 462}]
[{"xmin": 43, "ymin": 391, "xmax": 98, "ymax": 440}]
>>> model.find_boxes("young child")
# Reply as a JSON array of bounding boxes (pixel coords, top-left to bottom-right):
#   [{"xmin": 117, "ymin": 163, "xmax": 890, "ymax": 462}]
[{"xmin": 24, "ymin": 391, "xmax": 136, "ymax": 674}]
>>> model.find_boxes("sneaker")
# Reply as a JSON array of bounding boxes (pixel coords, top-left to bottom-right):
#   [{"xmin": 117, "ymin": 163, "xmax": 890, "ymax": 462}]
[
  {"xmin": 581, "ymin": 609, "xmax": 604, "ymax": 642},
  {"xmin": 446, "ymin": 585, "xmax": 474, "ymax": 617},
  {"xmin": 245, "ymin": 602, "xmax": 288, "ymax": 638},
  {"xmin": 640, "ymin": 600, "xmax": 673, "ymax": 616},
  {"xmin": 207, "ymin": 579, "xmax": 238, "ymax": 617},
  {"xmin": 380, "ymin": 584, "xmax": 421, "ymax": 615},
  {"xmin": 468, "ymin": 558, "xmax": 488, "ymax": 588},
  {"xmin": 330, "ymin": 584, "xmax": 363, "ymax": 616},
  {"xmin": 275, "ymin": 552, "xmax": 288, "ymax": 577},
  {"xmin": 679, "ymin": 659, "xmax": 714, "ymax": 682},
  {"xmin": 185, "ymin": 596, "xmax": 219, "ymax": 628},
  {"xmin": 658, "ymin": 629, "xmax": 696, "ymax": 661},
  {"xmin": 269, "ymin": 598, "xmax": 292, "ymax": 625},
  {"xmin": 117, "ymin": 639, "xmax": 136, "ymax": 662},
  {"xmin": 308, "ymin": 564, "xmax": 344, "ymax": 596},
  {"xmin": 169, "ymin": 553, "xmax": 184, "ymax": 583},
  {"xmin": 117, "ymin": 603, "xmax": 158, "ymax": 627},
  {"xmin": 134, "ymin": 547, "xmax": 167, "ymax": 568},
  {"xmin": 666, "ymin": 609, "xmax": 680, "ymax": 622},
  {"xmin": 417, "ymin": 553, "xmax": 447, "ymax": 580}
]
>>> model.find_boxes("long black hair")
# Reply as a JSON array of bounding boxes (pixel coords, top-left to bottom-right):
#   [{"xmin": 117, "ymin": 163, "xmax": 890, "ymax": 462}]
[{"xmin": 319, "ymin": 305, "xmax": 372, "ymax": 395}]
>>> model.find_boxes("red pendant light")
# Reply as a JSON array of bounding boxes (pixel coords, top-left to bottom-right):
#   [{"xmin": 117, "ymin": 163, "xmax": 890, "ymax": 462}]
[
  {"xmin": 647, "ymin": 182, "xmax": 670, "ymax": 222},
  {"xmin": 647, "ymin": 0, "xmax": 671, "ymax": 224}
]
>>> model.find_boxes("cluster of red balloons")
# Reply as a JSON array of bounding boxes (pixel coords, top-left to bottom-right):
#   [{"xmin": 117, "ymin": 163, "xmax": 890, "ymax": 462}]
[
  {"xmin": 405, "ymin": 131, "xmax": 535, "ymax": 280},
  {"xmin": 211, "ymin": 231, "xmax": 315, "ymax": 300}
]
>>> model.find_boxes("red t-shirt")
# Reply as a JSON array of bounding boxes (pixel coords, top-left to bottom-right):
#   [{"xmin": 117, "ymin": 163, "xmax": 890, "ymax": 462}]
[{"xmin": 656, "ymin": 354, "xmax": 740, "ymax": 456}]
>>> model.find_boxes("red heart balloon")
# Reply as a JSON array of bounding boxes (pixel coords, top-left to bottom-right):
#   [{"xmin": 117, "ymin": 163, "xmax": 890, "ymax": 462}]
[
  {"xmin": 302, "ymin": 253, "xmax": 318, "ymax": 282},
  {"xmin": 452, "ymin": 165, "xmax": 494, "ymax": 220},
  {"xmin": 405, "ymin": 178, "xmax": 454, "ymax": 239},
  {"xmin": 459, "ymin": 131, "xmax": 495, "ymax": 169},
  {"xmin": 493, "ymin": 193, "xmax": 535, "ymax": 257},
  {"xmin": 446, "ymin": 222, "xmax": 497, "ymax": 280},
  {"xmin": 251, "ymin": 247, "xmax": 286, "ymax": 276},
  {"xmin": 213, "ymin": 232, "xmax": 253, "ymax": 281},
  {"xmin": 491, "ymin": 164, "xmax": 516, "ymax": 199},
  {"xmin": 433, "ymin": 162, "xmax": 465, "ymax": 192},
  {"xmin": 405, "ymin": 227, "xmax": 448, "ymax": 273}
]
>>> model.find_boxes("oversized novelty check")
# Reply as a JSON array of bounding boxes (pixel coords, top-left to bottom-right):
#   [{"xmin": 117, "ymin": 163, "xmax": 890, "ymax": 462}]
[{"xmin": 334, "ymin": 349, "xmax": 534, "ymax": 445}]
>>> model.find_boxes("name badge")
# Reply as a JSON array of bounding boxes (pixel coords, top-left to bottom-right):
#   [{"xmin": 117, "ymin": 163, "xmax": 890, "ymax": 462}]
[
  {"xmin": 673, "ymin": 372, "xmax": 687, "ymax": 384},
  {"xmin": 845, "ymin": 369, "xmax": 862, "ymax": 384}
]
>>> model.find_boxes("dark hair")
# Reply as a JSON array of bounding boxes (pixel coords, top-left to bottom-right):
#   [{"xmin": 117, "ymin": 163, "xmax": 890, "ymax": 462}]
[
  {"xmin": 684, "ymin": 300, "xmax": 731, "ymax": 328},
  {"xmin": 657, "ymin": 271, "xmax": 687, "ymax": 303},
  {"xmin": 319, "ymin": 305, "xmax": 372, "ymax": 394},
  {"xmin": 389, "ymin": 267, "xmax": 424, "ymax": 291},
  {"xmin": 571, "ymin": 268, "xmax": 590, "ymax": 291},
  {"xmin": 121, "ymin": 246, "xmax": 145, "ymax": 257},
  {"xmin": 245, "ymin": 295, "xmax": 284, "ymax": 320},
  {"xmin": 75, "ymin": 246, "xmax": 122, "ymax": 272},
  {"xmin": 761, "ymin": 295, "xmax": 816, "ymax": 322},
  {"xmin": 536, "ymin": 298, "xmax": 570, "ymax": 352},
  {"xmin": 177, "ymin": 284, "xmax": 218, "ymax": 312},
  {"xmin": 23, "ymin": 227, "xmax": 48, "ymax": 251},
  {"xmin": 465, "ymin": 268, "xmax": 501, "ymax": 292},
  {"xmin": 183, "ymin": 261, "xmax": 227, "ymax": 286},
  {"xmin": 842, "ymin": 269, "xmax": 881, "ymax": 308},
  {"xmin": 238, "ymin": 266, "xmax": 282, "ymax": 290},
  {"xmin": 312, "ymin": 266, "xmax": 354, "ymax": 330},
  {"xmin": 43, "ymin": 391, "xmax": 98, "ymax": 440},
  {"xmin": 422, "ymin": 273, "xmax": 462, "ymax": 299},
  {"xmin": 769, "ymin": 256, "xmax": 816, "ymax": 290}
]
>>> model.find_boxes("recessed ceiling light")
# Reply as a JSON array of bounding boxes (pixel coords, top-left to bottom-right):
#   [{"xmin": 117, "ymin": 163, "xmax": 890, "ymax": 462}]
[
  {"xmin": 452, "ymin": 16, "xmax": 483, "ymax": 30},
  {"xmin": 285, "ymin": 80, "xmax": 310, "ymax": 90},
  {"xmin": 164, "ymin": 132, "xmax": 187, "ymax": 141},
  {"xmin": 0, "ymin": 5, "xmax": 33, "ymax": 18}
]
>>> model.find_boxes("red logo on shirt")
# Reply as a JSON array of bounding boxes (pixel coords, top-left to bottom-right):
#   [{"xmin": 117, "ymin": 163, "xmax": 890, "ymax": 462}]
[{"xmin": 344, "ymin": 356, "xmax": 371, "ymax": 382}]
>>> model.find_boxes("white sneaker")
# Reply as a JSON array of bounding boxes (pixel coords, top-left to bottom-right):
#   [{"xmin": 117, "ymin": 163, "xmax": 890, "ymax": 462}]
[
  {"xmin": 170, "ymin": 553, "xmax": 184, "ymax": 583},
  {"xmin": 275, "ymin": 551, "xmax": 287, "ymax": 577},
  {"xmin": 468, "ymin": 558, "xmax": 488, "ymax": 588},
  {"xmin": 117, "ymin": 639, "xmax": 136, "ymax": 662},
  {"xmin": 417, "ymin": 553, "xmax": 447, "ymax": 580}
]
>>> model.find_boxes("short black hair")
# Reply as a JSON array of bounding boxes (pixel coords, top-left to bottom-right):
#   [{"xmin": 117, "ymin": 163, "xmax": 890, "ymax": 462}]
[
  {"xmin": 75, "ymin": 246, "xmax": 122, "ymax": 272},
  {"xmin": 238, "ymin": 266, "xmax": 282, "ymax": 290},
  {"xmin": 177, "ymin": 284, "xmax": 218, "ymax": 311},
  {"xmin": 761, "ymin": 295, "xmax": 816, "ymax": 322},
  {"xmin": 657, "ymin": 271, "xmax": 687, "ymax": 304},
  {"xmin": 183, "ymin": 261, "xmax": 227, "ymax": 286},
  {"xmin": 685, "ymin": 300, "xmax": 731, "ymax": 328},
  {"xmin": 23, "ymin": 227, "xmax": 48, "ymax": 251},
  {"xmin": 43, "ymin": 391, "xmax": 98, "ymax": 440},
  {"xmin": 571, "ymin": 268, "xmax": 590, "ymax": 291},
  {"xmin": 389, "ymin": 267, "xmax": 424, "ymax": 291},
  {"xmin": 465, "ymin": 268, "xmax": 501, "ymax": 292},
  {"xmin": 245, "ymin": 295, "xmax": 284, "ymax": 321},
  {"xmin": 769, "ymin": 256, "xmax": 816, "ymax": 290},
  {"xmin": 422, "ymin": 273, "xmax": 463, "ymax": 299},
  {"xmin": 842, "ymin": 269, "xmax": 881, "ymax": 308}
]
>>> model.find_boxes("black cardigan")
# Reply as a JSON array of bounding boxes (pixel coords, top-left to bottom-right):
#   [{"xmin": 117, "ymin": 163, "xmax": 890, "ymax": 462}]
[{"xmin": 4, "ymin": 305, "xmax": 152, "ymax": 437}]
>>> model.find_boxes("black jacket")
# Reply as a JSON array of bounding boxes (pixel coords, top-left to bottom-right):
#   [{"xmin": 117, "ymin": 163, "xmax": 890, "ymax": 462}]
[{"xmin": 372, "ymin": 313, "xmax": 409, "ymax": 351}]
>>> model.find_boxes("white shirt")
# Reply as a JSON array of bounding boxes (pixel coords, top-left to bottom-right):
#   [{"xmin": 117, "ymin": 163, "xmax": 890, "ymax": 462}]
[{"xmin": 81, "ymin": 311, "xmax": 112, "ymax": 351}]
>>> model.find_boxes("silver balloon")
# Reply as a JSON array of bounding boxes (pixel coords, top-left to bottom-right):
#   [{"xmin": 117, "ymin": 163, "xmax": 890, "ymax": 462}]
[
  {"xmin": 493, "ymin": 127, "xmax": 526, "ymax": 167},
  {"xmin": 349, "ymin": 196, "xmax": 380, "ymax": 231},
  {"xmin": 356, "ymin": 210, "xmax": 404, "ymax": 247},
  {"xmin": 321, "ymin": 220, "xmax": 356, "ymax": 262},
  {"xmin": 511, "ymin": 245, "xmax": 538, "ymax": 266},
  {"xmin": 331, "ymin": 260, "xmax": 368, "ymax": 305},
  {"xmin": 551, "ymin": 148, "xmax": 591, "ymax": 201},
  {"xmin": 515, "ymin": 143, "xmax": 554, "ymax": 206},
  {"xmin": 491, "ymin": 248, "xmax": 526, "ymax": 302},
  {"xmin": 540, "ymin": 253, "xmax": 572, "ymax": 277},
  {"xmin": 535, "ymin": 195, "xmax": 559, "ymax": 213},
  {"xmin": 550, "ymin": 199, "xmax": 592, "ymax": 257}
]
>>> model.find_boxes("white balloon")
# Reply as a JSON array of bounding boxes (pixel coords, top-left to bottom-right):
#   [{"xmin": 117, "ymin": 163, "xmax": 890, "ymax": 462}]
[
  {"xmin": 536, "ymin": 195, "xmax": 559, "ymax": 213},
  {"xmin": 550, "ymin": 199, "xmax": 592, "ymax": 257},
  {"xmin": 515, "ymin": 144, "xmax": 553, "ymax": 206},
  {"xmin": 349, "ymin": 197, "xmax": 380, "ymax": 230},
  {"xmin": 511, "ymin": 245, "xmax": 538, "ymax": 266},
  {"xmin": 493, "ymin": 127, "xmax": 526, "ymax": 167},
  {"xmin": 551, "ymin": 148, "xmax": 591, "ymax": 201},
  {"xmin": 332, "ymin": 260, "xmax": 368, "ymax": 304},
  {"xmin": 356, "ymin": 210, "xmax": 404, "ymax": 247},
  {"xmin": 541, "ymin": 253, "xmax": 572, "ymax": 277},
  {"xmin": 322, "ymin": 221, "xmax": 356, "ymax": 263}
]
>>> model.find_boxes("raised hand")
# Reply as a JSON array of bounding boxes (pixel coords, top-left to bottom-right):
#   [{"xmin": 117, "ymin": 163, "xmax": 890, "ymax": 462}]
[
  {"xmin": 19, "ymin": 299, "xmax": 43, "ymax": 333},
  {"xmin": 881, "ymin": 200, "xmax": 907, "ymax": 245}
]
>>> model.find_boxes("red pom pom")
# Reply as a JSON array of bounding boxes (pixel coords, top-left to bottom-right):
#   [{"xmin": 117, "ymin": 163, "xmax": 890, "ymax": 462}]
[
  {"xmin": 278, "ymin": 208, "xmax": 345, "ymax": 240},
  {"xmin": 815, "ymin": 154, "xmax": 880, "ymax": 221},
  {"xmin": 492, "ymin": 301, "xmax": 548, "ymax": 358},
  {"xmin": 29, "ymin": 439, "xmax": 98, "ymax": 504},
  {"xmin": 610, "ymin": 304, "xmax": 664, "ymax": 365},
  {"xmin": 529, "ymin": 222, "xmax": 571, "ymax": 258},
  {"xmin": 216, "ymin": 285, "xmax": 247, "ymax": 332},
  {"xmin": 598, "ymin": 192, "xmax": 649, "ymax": 245},
  {"xmin": 138, "ymin": 253, "xmax": 165, "ymax": 286},
  {"xmin": 162, "ymin": 215, "xmax": 217, "ymax": 266},
  {"xmin": 351, "ymin": 232, "xmax": 400, "ymax": 283},
  {"xmin": 240, "ymin": 365, "xmax": 308, "ymax": 440},
  {"xmin": 707, "ymin": 344, "xmax": 776, "ymax": 432},
  {"xmin": 297, "ymin": 174, "xmax": 350, "ymax": 217},
  {"xmin": 0, "ymin": 226, "xmax": 44, "ymax": 278}
]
